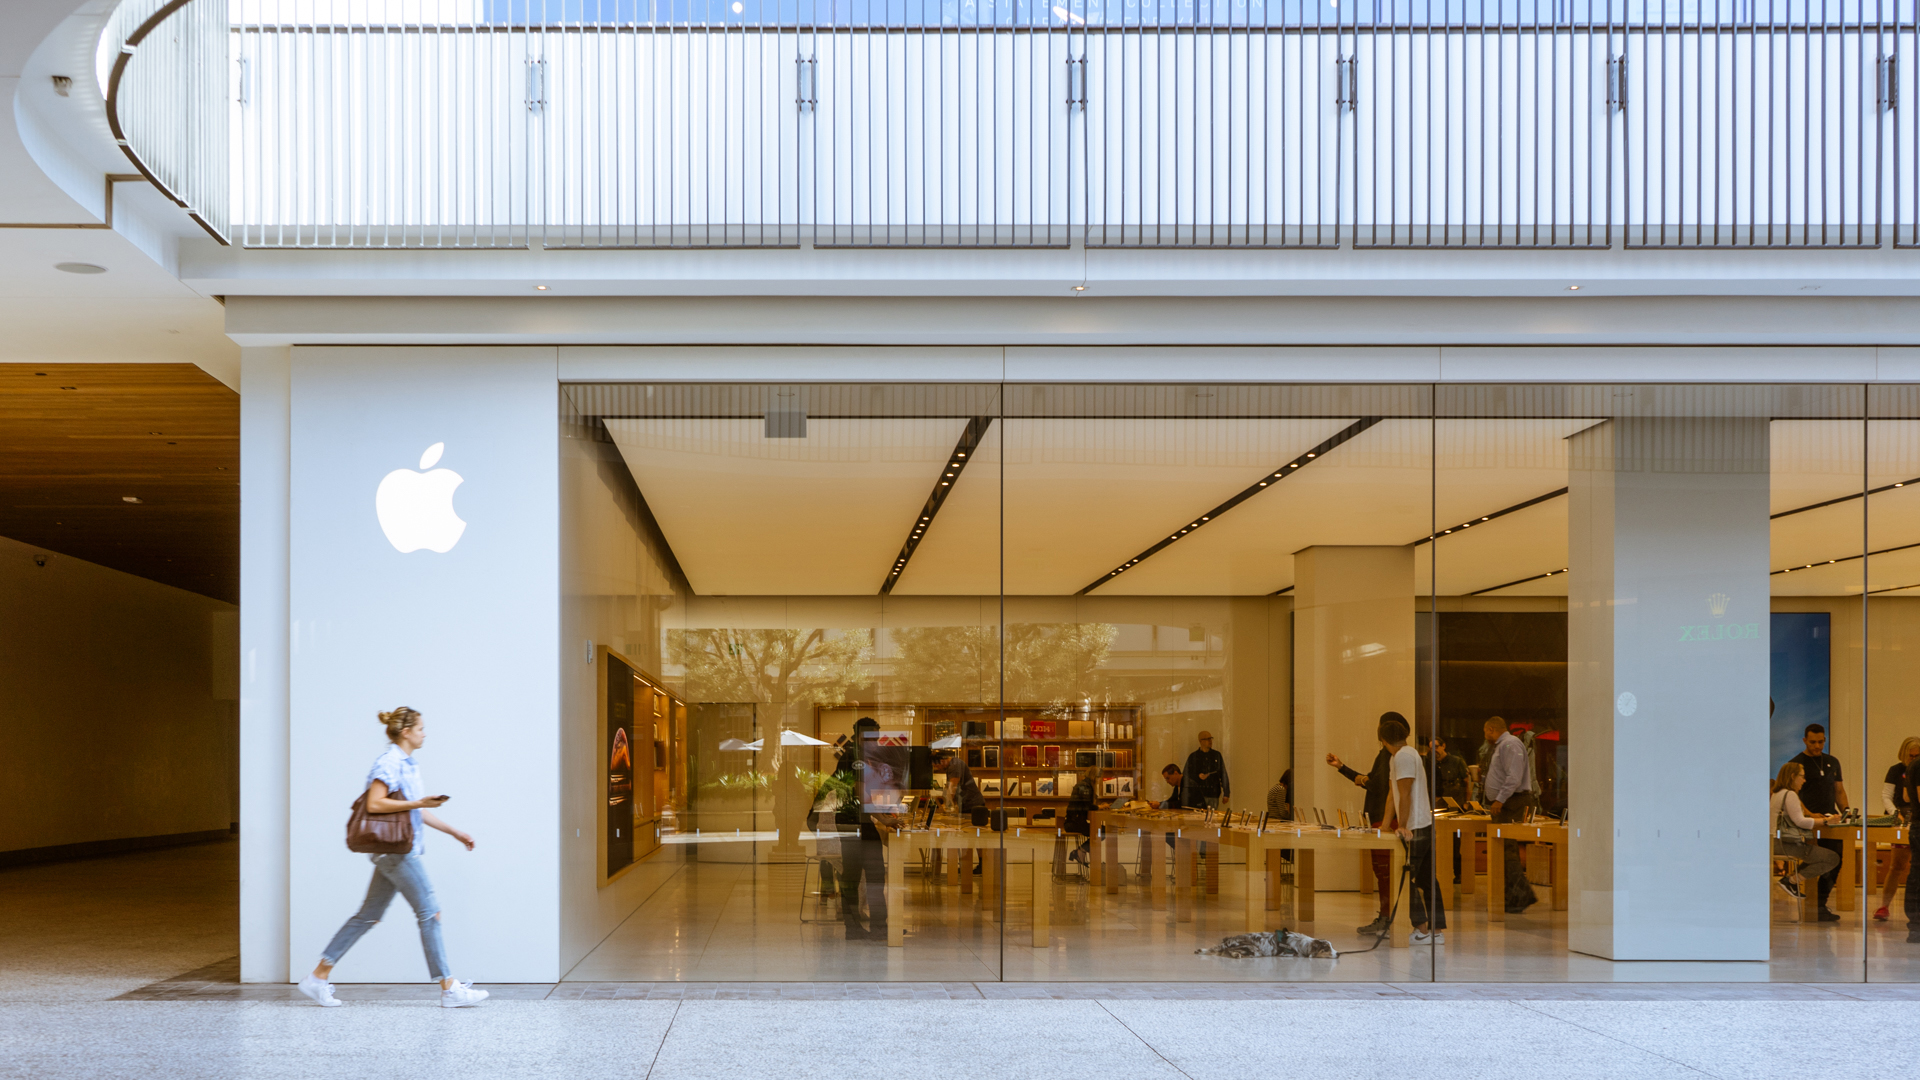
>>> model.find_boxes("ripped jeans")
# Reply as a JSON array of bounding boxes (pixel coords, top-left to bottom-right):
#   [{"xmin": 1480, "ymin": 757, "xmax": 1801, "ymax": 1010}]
[{"xmin": 320, "ymin": 853, "xmax": 451, "ymax": 979}]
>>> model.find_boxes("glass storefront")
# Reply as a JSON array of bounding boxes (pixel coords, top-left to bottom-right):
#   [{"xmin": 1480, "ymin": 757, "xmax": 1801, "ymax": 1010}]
[{"xmin": 561, "ymin": 378, "xmax": 1916, "ymax": 982}]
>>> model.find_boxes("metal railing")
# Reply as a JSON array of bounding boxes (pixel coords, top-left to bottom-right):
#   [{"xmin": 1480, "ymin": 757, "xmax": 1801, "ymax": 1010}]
[
  {"xmin": 103, "ymin": 0, "xmax": 1920, "ymax": 249},
  {"xmin": 104, "ymin": 0, "xmax": 230, "ymax": 242}
]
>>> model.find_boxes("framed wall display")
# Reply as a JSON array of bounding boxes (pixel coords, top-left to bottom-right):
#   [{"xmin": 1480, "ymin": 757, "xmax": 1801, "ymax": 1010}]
[
  {"xmin": 604, "ymin": 652, "xmax": 637, "ymax": 878},
  {"xmin": 601, "ymin": 646, "xmax": 686, "ymax": 884}
]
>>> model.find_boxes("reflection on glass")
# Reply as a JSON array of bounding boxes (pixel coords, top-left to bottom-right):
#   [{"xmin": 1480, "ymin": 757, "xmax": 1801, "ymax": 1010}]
[{"xmin": 562, "ymin": 379, "xmax": 1915, "ymax": 984}]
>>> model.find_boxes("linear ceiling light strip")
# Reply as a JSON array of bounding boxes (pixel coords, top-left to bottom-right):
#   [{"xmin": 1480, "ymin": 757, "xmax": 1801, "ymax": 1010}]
[
  {"xmin": 879, "ymin": 416, "xmax": 994, "ymax": 595},
  {"xmin": 1414, "ymin": 487, "xmax": 1568, "ymax": 545},
  {"xmin": 1076, "ymin": 416, "xmax": 1382, "ymax": 596},
  {"xmin": 1774, "ymin": 537, "xmax": 1920, "ymax": 576},
  {"xmin": 1469, "ymin": 567, "xmax": 1571, "ymax": 596},
  {"xmin": 1772, "ymin": 475, "xmax": 1920, "ymax": 521}
]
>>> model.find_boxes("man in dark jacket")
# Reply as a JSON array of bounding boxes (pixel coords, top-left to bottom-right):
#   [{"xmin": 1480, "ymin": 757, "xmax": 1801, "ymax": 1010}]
[
  {"xmin": 1327, "ymin": 716, "xmax": 1400, "ymax": 935},
  {"xmin": 832, "ymin": 718, "xmax": 887, "ymax": 942},
  {"xmin": 1183, "ymin": 731, "xmax": 1230, "ymax": 808}
]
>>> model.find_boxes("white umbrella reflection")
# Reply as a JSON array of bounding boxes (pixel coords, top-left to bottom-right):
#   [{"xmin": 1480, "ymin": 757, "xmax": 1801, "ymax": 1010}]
[{"xmin": 720, "ymin": 730, "xmax": 831, "ymax": 752}]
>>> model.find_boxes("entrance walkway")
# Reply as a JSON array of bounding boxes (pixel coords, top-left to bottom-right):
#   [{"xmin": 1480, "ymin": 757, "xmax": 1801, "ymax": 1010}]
[{"xmin": 6, "ymin": 843, "xmax": 1920, "ymax": 1080}]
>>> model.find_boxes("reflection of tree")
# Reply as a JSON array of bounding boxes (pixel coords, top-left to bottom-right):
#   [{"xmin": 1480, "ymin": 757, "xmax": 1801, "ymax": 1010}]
[
  {"xmin": 671, "ymin": 628, "xmax": 874, "ymax": 852},
  {"xmin": 890, "ymin": 623, "xmax": 1119, "ymax": 705},
  {"xmin": 669, "ymin": 628, "xmax": 873, "ymax": 711}
]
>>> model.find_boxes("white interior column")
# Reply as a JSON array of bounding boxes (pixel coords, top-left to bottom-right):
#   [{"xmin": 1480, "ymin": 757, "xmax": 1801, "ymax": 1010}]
[
  {"xmin": 239, "ymin": 346, "xmax": 291, "ymax": 984},
  {"xmin": 1292, "ymin": 546, "xmax": 1416, "ymax": 867},
  {"xmin": 1567, "ymin": 417, "xmax": 1770, "ymax": 961}
]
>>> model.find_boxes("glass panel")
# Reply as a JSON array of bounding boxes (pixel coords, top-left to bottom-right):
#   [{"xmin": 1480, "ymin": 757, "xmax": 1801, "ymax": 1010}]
[
  {"xmin": 562, "ymin": 382, "xmax": 1004, "ymax": 980},
  {"xmin": 992, "ymin": 383, "xmax": 1433, "ymax": 979},
  {"xmin": 1869, "ymin": 385, "xmax": 1920, "ymax": 982},
  {"xmin": 1434, "ymin": 383, "xmax": 1864, "ymax": 982}
]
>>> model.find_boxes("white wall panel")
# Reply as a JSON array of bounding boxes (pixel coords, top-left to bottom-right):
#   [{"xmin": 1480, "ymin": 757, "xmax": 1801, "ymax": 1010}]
[{"xmin": 287, "ymin": 345, "xmax": 559, "ymax": 983}]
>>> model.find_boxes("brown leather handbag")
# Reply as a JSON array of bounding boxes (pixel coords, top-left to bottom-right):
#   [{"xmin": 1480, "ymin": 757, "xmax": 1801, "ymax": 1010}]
[{"xmin": 345, "ymin": 788, "xmax": 414, "ymax": 854}]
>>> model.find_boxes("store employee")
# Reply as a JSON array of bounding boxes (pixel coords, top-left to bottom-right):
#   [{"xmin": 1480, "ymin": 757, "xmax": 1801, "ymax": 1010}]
[
  {"xmin": 1184, "ymin": 731, "xmax": 1230, "ymax": 808},
  {"xmin": 1790, "ymin": 723, "xmax": 1850, "ymax": 915}
]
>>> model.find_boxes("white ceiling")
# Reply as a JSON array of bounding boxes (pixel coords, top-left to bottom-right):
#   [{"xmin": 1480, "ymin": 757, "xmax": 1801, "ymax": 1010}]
[{"xmin": 607, "ymin": 415, "xmax": 1920, "ymax": 599}]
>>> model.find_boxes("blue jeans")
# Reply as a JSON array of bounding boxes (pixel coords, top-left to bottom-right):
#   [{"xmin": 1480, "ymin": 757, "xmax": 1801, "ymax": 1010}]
[{"xmin": 320, "ymin": 853, "xmax": 451, "ymax": 979}]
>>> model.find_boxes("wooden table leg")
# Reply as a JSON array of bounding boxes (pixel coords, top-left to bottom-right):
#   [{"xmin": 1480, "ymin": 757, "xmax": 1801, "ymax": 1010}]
[
  {"xmin": 888, "ymin": 838, "xmax": 907, "ymax": 947},
  {"xmin": 1552, "ymin": 839, "xmax": 1569, "ymax": 911},
  {"xmin": 1838, "ymin": 832, "xmax": 1858, "ymax": 912},
  {"xmin": 1459, "ymin": 828, "xmax": 1477, "ymax": 897},
  {"xmin": 1388, "ymin": 843, "xmax": 1409, "ymax": 948},
  {"xmin": 1105, "ymin": 831, "xmax": 1121, "ymax": 895},
  {"xmin": 1245, "ymin": 843, "xmax": 1266, "ymax": 930},
  {"xmin": 1089, "ymin": 830, "xmax": 1103, "ymax": 890},
  {"xmin": 1444, "ymin": 827, "xmax": 1459, "ymax": 908},
  {"xmin": 959, "ymin": 847, "xmax": 973, "ymax": 894},
  {"xmin": 1204, "ymin": 841, "xmax": 1219, "ymax": 896},
  {"xmin": 1266, "ymin": 849, "xmax": 1284, "ymax": 912},
  {"xmin": 1297, "ymin": 850, "xmax": 1315, "ymax": 924},
  {"xmin": 1030, "ymin": 857, "xmax": 1049, "ymax": 947},
  {"xmin": 983, "ymin": 847, "xmax": 1001, "ymax": 919},
  {"xmin": 1360, "ymin": 849, "xmax": 1376, "ymax": 898},
  {"xmin": 1149, "ymin": 834, "xmax": 1166, "ymax": 909},
  {"xmin": 1488, "ymin": 827, "xmax": 1506, "ymax": 922},
  {"xmin": 1174, "ymin": 836, "xmax": 1195, "ymax": 923}
]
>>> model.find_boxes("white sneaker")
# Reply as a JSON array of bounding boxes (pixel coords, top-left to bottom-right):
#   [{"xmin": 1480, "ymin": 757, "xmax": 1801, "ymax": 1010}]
[
  {"xmin": 297, "ymin": 974, "xmax": 342, "ymax": 1007},
  {"xmin": 440, "ymin": 981, "xmax": 489, "ymax": 1008},
  {"xmin": 1410, "ymin": 929, "xmax": 1445, "ymax": 946}
]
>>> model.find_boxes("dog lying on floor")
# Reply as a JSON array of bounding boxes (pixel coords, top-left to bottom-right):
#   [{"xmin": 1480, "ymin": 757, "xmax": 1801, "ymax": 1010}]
[{"xmin": 1195, "ymin": 929, "xmax": 1338, "ymax": 959}]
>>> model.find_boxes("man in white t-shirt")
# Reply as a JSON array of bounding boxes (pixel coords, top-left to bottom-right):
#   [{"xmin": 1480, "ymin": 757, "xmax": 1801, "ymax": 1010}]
[{"xmin": 1382, "ymin": 712, "xmax": 1445, "ymax": 946}]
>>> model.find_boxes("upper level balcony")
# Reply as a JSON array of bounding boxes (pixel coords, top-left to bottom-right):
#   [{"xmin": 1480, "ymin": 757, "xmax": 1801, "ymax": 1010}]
[{"xmin": 100, "ymin": 0, "xmax": 1920, "ymax": 254}]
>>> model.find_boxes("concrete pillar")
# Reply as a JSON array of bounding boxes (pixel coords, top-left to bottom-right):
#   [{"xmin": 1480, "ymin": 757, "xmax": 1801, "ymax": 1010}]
[
  {"xmin": 239, "ymin": 346, "xmax": 290, "ymax": 983},
  {"xmin": 1567, "ymin": 418, "xmax": 1770, "ymax": 961},
  {"xmin": 1292, "ymin": 547, "xmax": 1416, "ymax": 852}
]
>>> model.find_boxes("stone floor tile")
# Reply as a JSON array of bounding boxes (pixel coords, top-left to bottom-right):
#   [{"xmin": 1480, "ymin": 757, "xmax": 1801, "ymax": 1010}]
[
  {"xmin": 648, "ymin": 1000, "xmax": 1189, "ymax": 1080},
  {"xmin": 1100, "ymin": 999, "xmax": 1712, "ymax": 1080}
]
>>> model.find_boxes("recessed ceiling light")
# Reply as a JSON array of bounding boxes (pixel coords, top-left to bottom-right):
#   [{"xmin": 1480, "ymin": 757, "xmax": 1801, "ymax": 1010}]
[
  {"xmin": 55, "ymin": 262, "xmax": 106, "ymax": 274},
  {"xmin": 1567, "ymin": 284, "xmax": 1582, "ymax": 291},
  {"xmin": 1072, "ymin": 285, "xmax": 1087, "ymax": 292},
  {"xmin": 122, "ymin": 496, "xmax": 142, "ymax": 504},
  {"xmin": 534, "ymin": 285, "xmax": 549, "ymax": 291}
]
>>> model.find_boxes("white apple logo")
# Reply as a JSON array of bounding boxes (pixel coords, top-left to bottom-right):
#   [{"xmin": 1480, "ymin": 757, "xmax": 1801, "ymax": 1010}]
[{"xmin": 375, "ymin": 443, "xmax": 467, "ymax": 553}]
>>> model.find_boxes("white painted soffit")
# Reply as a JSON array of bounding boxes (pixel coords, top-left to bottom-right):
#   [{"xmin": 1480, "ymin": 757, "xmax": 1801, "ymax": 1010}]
[
  {"xmin": 181, "ymin": 234, "xmax": 1920, "ymax": 298},
  {"xmin": 231, "ymin": 296, "xmax": 1920, "ymax": 359}
]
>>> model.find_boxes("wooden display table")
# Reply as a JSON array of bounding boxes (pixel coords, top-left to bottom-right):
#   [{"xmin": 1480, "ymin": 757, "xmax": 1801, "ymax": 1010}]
[
  {"xmin": 1093, "ymin": 809, "xmax": 1413, "ymax": 948},
  {"xmin": 881, "ymin": 823, "xmax": 1057, "ymax": 948},
  {"xmin": 1808, "ymin": 823, "xmax": 1909, "ymax": 914},
  {"xmin": 1438, "ymin": 814, "xmax": 1569, "ymax": 920}
]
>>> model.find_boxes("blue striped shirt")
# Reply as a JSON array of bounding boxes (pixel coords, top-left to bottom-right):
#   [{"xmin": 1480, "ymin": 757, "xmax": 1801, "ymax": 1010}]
[{"xmin": 369, "ymin": 745, "xmax": 426, "ymax": 854}]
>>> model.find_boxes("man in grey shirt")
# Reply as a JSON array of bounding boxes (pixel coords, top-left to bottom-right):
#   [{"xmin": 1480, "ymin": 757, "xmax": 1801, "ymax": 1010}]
[{"xmin": 1482, "ymin": 716, "xmax": 1538, "ymax": 914}]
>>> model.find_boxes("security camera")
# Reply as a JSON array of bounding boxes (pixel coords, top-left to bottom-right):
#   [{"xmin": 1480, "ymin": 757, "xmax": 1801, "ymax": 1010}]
[{"xmin": 32, "ymin": 554, "xmax": 48, "ymax": 567}]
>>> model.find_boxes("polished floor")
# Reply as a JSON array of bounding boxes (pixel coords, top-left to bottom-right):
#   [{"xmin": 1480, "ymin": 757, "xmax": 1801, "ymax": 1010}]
[
  {"xmin": 6, "ymin": 839, "xmax": 1920, "ymax": 1080},
  {"xmin": 568, "ymin": 839, "xmax": 1920, "ymax": 983}
]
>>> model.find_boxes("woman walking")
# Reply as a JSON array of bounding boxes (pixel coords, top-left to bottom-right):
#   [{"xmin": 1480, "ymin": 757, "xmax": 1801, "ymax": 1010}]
[{"xmin": 297, "ymin": 707, "xmax": 489, "ymax": 1008}]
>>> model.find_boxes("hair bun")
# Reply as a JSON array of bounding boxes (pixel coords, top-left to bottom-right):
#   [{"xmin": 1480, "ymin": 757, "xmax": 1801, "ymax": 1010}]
[{"xmin": 379, "ymin": 706, "xmax": 422, "ymax": 743}]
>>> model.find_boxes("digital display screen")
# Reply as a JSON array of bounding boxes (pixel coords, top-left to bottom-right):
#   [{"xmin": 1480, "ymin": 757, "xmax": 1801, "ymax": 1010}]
[{"xmin": 607, "ymin": 652, "xmax": 635, "ymax": 875}]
